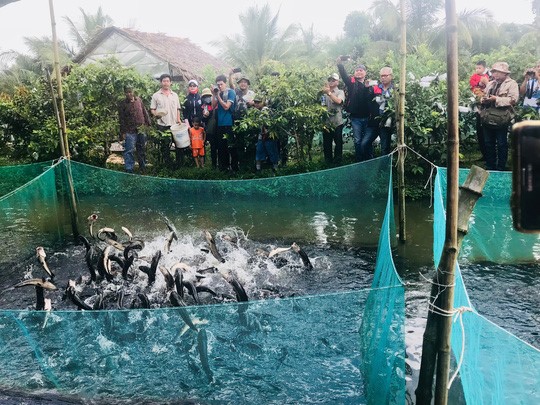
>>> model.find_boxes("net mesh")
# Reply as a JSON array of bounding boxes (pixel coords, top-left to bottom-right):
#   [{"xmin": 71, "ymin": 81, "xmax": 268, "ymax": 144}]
[
  {"xmin": 0, "ymin": 161, "xmax": 54, "ymax": 198},
  {"xmin": 0, "ymin": 157, "xmax": 405, "ymax": 403},
  {"xmin": 434, "ymin": 168, "xmax": 540, "ymax": 405}
]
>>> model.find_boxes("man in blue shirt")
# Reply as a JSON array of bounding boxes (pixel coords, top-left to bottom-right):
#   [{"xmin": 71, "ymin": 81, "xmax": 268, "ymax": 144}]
[{"xmin": 212, "ymin": 74, "xmax": 237, "ymax": 171}]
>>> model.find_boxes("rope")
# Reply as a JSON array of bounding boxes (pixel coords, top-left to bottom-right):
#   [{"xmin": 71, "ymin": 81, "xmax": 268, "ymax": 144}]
[{"xmin": 425, "ymin": 304, "xmax": 473, "ymax": 390}]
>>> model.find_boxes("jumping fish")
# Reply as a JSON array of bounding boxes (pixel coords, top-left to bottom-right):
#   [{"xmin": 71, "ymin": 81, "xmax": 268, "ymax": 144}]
[
  {"xmin": 227, "ymin": 276, "xmax": 249, "ymax": 302},
  {"xmin": 169, "ymin": 292, "xmax": 198, "ymax": 332},
  {"xmin": 137, "ymin": 293, "xmax": 151, "ymax": 309},
  {"xmin": 122, "ymin": 254, "xmax": 135, "ymax": 280},
  {"xmin": 123, "ymin": 240, "xmax": 144, "ymax": 260},
  {"xmin": 291, "ymin": 242, "xmax": 313, "ymax": 270},
  {"xmin": 10, "ymin": 278, "xmax": 56, "ymax": 311},
  {"xmin": 121, "ymin": 226, "xmax": 133, "ymax": 242},
  {"xmin": 160, "ymin": 267, "xmax": 175, "ymax": 291},
  {"xmin": 139, "ymin": 250, "xmax": 161, "ymax": 285},
  {"xmin": 36, "ymin": 246, "xmax": 55, "ymax": 279},
  {"xmin": 64, "ymin": 279, "xmax": 93, "ymax": 310},
  {"xmin": 197, "ymin": 328, "xmax": 214, "ymax": 382},
  {"xmin": 182, "ymin": 280, "xmax": 200, "ymax": 304},
  {"xmin": 79, "ymin": 235, "xmax": 99, "ymax": 282},
  {"xmin": 87, "ymin": 213, "xmax": 98, "ymax": 238},
  {"xmin": 97, "ymin": 227, "xmax": 118, "ymax": 242},
  {"xmin": 164, "ymin": 230, "xmax": 178, "ymax": 253},
  {"xmin": 173, "ymin": 267, "xmax": 184, "ymax": 300},
  {"xmin": 268, "ymin": 247, "xmax": 292, "ymax": 258},
  {"xmin": 204, "ymin": 230, "xmax": 225, "ymax": 263}
]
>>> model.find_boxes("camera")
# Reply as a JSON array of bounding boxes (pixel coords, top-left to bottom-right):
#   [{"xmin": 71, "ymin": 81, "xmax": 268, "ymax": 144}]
[
  {"xmin": 212, "ymin": 86, "xmax": 219, "ymax": 94},
  {"xmin": 527, "ymin": 70, "xmax": 535, "ymax": 76},
  {"xmin": 511, "ymin": 121, "xmax": 540, "ymax": 233},
  {"xmin": 340, "ymin": 55, "xmax": 350, "ymax": 61},
  {"xmin": 232, "ymin": 67, "xmax": 242, "ymax": 73}
]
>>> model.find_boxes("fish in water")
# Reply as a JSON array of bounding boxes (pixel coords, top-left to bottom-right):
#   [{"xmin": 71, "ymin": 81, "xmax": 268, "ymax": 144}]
[
  {"xmin": 204, "ymin": 230, "xmax": 225, "ymax": 263},
  {"xmin": 291, "ymin": 242, "xmax": 313, "ymax": 270},
  {"xmin": 63, "ymin": 279, "xmax": 93, "ymax": 310},
  {"xmin": 160, "ymin": 267, "xmax": 175, "ymax": 291},
  {"xmin": 197, "ymin": 328, "xmax": 214, "ymax": 382},
  {"xmin": 13, "ymin": 277, "xmax": 57, "ymax": 311},
  {"xmin": 140, "ymin": 250, "xmax": 161, "ymax": 285},
  {"xmin": 87, "ymin": 213, "xmax": 98, "ymax": 238},
  {"xmin": 36, "ymin": 246, "xmax": 55, "ymax": 279},
  {"xmin": 121, "ymin": 226, "xmax": 133, "ymax": 242},
  {"xmin": 97, "ymin": 227, "xmax": 118, "ymax": 242},
  {"xmin": 268, "ymin": 246, "xmax": 291, "ymax": 258},
  {"xmin": 164, "ymin": 230, "xmax": 178, "ymax": 253},
  {"xmin": 169, "ymin": 291, "xmax": 198, "ymax": 333}
]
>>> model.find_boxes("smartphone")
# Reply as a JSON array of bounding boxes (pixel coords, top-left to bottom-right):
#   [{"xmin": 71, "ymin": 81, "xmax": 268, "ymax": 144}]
[
  {"xmin": 232, "ymin": 67, "xmax": 242, "ymax": 73},
  {"xmin": 511, "ymin": 121, "xmax": 540, "ymax": 233},
  {"xmin": 340, "ymin": 55, "xmax": 350, "ymax": 61}
]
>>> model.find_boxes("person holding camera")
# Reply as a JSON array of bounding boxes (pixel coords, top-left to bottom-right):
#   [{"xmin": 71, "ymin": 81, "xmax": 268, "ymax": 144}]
[
  {"xmin": 519, "ymin": 62, "xmax": 540, "ymax": 111},
  {"xmin": 200, "ymin": 87, "xmax": 217, "ymax": 168},
  {"xmin": 480, "ymin": 62, "xmax": 519, "ymax": 171},
  {"xmin": 321, "ymin": 73, "xmax": 345, "ymax": 165},
  {"xmin": 212, "ymin": 74, "xmax": 238, "ymax": 172}
]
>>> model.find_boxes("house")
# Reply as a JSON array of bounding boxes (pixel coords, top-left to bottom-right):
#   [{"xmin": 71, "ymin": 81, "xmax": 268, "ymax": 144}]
[{"xmin": 73, "ymin": 26, "xmax": 227, "ymax": 82}]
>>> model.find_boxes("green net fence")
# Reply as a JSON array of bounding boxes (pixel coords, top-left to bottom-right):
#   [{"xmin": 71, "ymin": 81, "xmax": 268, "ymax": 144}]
[
  {"xmin": 435, "ymin": 168, "xmax": 540, "ymax": 405},
  {"xmin": 0, "ymin": 156, "xmax": 405, "ymax": 403},
  {"xmin": 0, "ymin": 161, "xmax": 55, "ymax": 198}
]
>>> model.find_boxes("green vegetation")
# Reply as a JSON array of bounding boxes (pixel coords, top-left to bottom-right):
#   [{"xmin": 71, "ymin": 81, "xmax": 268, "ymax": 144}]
[{"xmin": 1, "ymin": 3, "xmax": 539, "ymax": 200}]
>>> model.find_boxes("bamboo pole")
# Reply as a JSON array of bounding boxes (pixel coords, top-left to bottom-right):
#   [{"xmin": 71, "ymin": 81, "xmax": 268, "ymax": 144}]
[
  {"xmin": 45, "ymin": 68, "xmax": 66, "ymax": 157},
  {"xmin": 434, "ymin": 0, "xmax": 460, "ymax": 403},
  {"xmin": 415, "ymin": 166, "xmax": 489, "ymax": 404},
  {"xmin": 48, "ymin": 0, "xmax": 79, "ymax": 238},
  {"xmin": 48, "ymin": 0, "xmax": 69, "ymax": 159},
  {"xmin": 397, "ymin": 0, "xmax": 407, "ymax": 242}
]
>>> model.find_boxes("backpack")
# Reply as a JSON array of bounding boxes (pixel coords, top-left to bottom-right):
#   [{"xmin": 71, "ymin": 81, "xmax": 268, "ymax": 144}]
[{"xmin": 234, "ymin": 93, "xmax": 248, "ymax": 120}]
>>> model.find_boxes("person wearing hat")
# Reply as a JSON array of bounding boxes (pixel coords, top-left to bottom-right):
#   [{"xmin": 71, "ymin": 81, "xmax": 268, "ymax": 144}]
[
  {"xmin": 480, "ymin": 61, "xmax": 519, "ymax": 171},
  {"xmin": 253, "ymin": 95, "xmax": 279, "ymax": 174},
  {"xmin": 229, "ymin": 69, "xmax": 256, "ymax": 119},
  {"xmin": 118, "ymin": 85, "xmax": 151, "ymax": 173},
  {"xmin": 321, "ymin": 73, "xmax": 345, "ymax": 164},
  {"xmin": 337, "ymin": 58, "xmax": 376, "ymax": 162}
]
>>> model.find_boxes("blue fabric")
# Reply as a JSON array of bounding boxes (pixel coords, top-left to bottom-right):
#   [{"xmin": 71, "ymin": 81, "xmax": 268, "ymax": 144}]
[
  {"xmin": 123, "ymin": 132, "xmax": 147, "ymax": 172},
  {"xmin": 217, "ymin": 89, "xmax": 236, "ymax": 127},
  {"xmin": 256, "ymin": 140, "xmax": 279, "ymax": 164},
  {"xmin": 351, "ymin": 117, "xmax": 375, "ymax": 161}
]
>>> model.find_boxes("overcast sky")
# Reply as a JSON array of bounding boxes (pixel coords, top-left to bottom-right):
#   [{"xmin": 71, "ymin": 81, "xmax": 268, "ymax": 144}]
[{"xmin": 0, "ymin": 0, "xmax": 535, "ymax": 56}]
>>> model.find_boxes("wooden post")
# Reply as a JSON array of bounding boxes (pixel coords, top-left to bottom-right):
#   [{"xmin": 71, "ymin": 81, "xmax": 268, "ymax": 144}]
[
  {"xmin": 45, "ymin": 68, "xmax": 66, "ymax": 157},
  {"xmin": 48, "ymin": 0, "xmax": 79, "ymax": 237},
  {"xmin": 397, "ymin": 0, "xmax": 407, "ymax": 242},
  {"xmin": 415, "ymin": 166, "xmax": 489, "ymax": 404}
]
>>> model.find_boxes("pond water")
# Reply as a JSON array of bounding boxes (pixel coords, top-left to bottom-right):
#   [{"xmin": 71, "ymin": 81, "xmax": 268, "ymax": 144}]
[{"xmin": 0, "ymin": 195, "xmax": 538, "ymax": 404}]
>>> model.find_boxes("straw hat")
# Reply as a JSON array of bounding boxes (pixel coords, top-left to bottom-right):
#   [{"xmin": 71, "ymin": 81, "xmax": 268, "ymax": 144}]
[
  {"xmin": 491, "ymin": 62, "xmax": 511, "ymax": 74},
  {"xmin": 201, "ymin": 88, "xmax": 212, "ymax": 97}
]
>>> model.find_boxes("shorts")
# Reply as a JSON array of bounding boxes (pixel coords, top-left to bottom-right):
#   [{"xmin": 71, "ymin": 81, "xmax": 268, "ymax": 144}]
[{"xmin": 192, "ymin": 147, "xmax": 205, "ymax": 157}]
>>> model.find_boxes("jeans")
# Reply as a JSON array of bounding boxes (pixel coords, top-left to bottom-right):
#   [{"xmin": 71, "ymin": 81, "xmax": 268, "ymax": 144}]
[
  {"xmin": 350, "ymin": 117, "xmax": 375, "ymax": 161},
  {"xmin": 123, "ymin": 132, "xmax": 147, "ymax": 172},
  {"xmin": 378, "ymin": 126, "xmax": 392, "ymax": 155},
  {"xmin": 483, "ymin": 124, "xmax": 508, "ymax": 171},
  {"xmin": 322, "ymin": 124, "xmax": 343, "ymax": 164}
]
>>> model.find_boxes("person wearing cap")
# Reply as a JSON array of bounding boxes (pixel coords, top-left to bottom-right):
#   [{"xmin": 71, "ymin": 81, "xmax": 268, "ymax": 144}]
[
  {"xmin": 150, "ymin": 73, "xmax": 182, "ymax": 166},
  {"xmin": 183, "ymin": 79, "xmax": 203, "ymax": 127},
  {"xmin": 519, "ymin": 61, "xmax": 540, "ymax": 112},
  {"xmin": 337, "ymin": 58, "xmax": 376, "ymax": 162},
  {"xmin": 201, "ymin": 87, "xmax": 218, "ymax": 168},
  {"xmin": 229, "ymin": 69, "xmax": 256, "ymax": 119},
  {"xmin": 321, "ymin": 73, "xmax": 345, "ymax": 164},
  {"xmin": 118, "ymin": 85, "xmax": 151, "ymax": 173},
  {"xmin": 371, "ymin": 67, "xmax": 395, "ymax": 156},
  {"xmin": 480, "ymin": 61, "xmax": 519, "ymax": 171}
]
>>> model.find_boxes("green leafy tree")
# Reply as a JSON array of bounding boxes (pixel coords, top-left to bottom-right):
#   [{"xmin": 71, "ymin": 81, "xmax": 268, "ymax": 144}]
[{"xmin": 63, "ymin": 6, "xmax": 114, "ymax": 53}]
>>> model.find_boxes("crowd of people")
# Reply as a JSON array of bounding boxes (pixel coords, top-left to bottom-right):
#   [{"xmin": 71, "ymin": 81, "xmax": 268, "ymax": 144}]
[{"xmin": 117, "ymin": 58, "xmax": 540, "ymax": 174}]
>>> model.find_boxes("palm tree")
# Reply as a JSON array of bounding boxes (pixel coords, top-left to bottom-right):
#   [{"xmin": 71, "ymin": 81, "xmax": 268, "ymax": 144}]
[
  {"xmin": 213, "ymin": 4, "xmax": 298, "ymax": 75},
  {"xmin": 63, "ymin": 6, "xmax": 114, "ymax": 53}
]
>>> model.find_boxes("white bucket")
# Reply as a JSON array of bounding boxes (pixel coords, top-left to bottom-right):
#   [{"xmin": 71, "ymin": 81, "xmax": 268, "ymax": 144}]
[{"xmin": 170, "ymin": 123, "xmax": 190, "ymax": 148}]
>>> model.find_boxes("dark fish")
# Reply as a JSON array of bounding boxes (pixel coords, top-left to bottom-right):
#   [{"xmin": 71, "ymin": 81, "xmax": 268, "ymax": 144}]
[
  {"xmin": 87, "ymin": 213, "xmax": 98, "ymax": 239},
  {"xmin": 109, "ymin": 254, "xmax": 125, "ymax": 269},
  {"xmin": 196, "ymin": 285, "xmax": 218, "ymax": 297},
  {"xmin": 197, "ymin": 329, "xmax": 214, "ymax": 382},
  {"xmin": 165, "ymin": 230, "xmax": 178, "ymax": 253},
  {"xmin": 204, "ymin": 231, "xmax": 225, "ymax": 263},
  {"xmin": 137, "ymin": 293, "xmax": 151, "ymax": 309},
  {"xmin": 291, "ymin": 242, "xmax": 313, "ymax": 270},
  {"xmin": 78, "ymin": 235, "xmax": 91, "ymax": 251},
  {"xmin": 65, "ymin": 280, "xmax": 93, "ymax": 310},
  {"xmin": 182, "ymin": 280, "xmax": 200, "ymax": 304},
  {"xmin": 174, "ymin": 268, "xmax": 184, "ymax": 300},
  {"xmin": 139, "ymin": 250, "xmax": 161, "ymax": 285},
  {"xmin": 97, "ymin": 227, "xmax": 118, "ymax": 242},
  {"xmin": 160, "ymin": 267, "xmax": 175, "ymax": 291},
  {"xmin": 93, "ymin": 293, "xmax": 104, "ymax": 310},
  {"xmin": 198, "ymin": 266, "xmax": 219, "ymax": 274},
  {"xmin": 117, "ymin": 288, "xmax": 125, "ymax": 309},
  {"xmin": 9, "ymin": 278, "xmax": 56, "ymax": 311},
  {"xmin": 124, "ymin": 240, "xmax": 144, "ymax": 260},
  {"xmin": 228, "ymin": 276, "xmax": 249, "ymax": 302},
  {"xmin": 122, "ymin": 254, "xmax": 135, "ymax": 280},
  {"xmin": 170, "ymin": 292, "xmax": 198, "ymax": 332}
]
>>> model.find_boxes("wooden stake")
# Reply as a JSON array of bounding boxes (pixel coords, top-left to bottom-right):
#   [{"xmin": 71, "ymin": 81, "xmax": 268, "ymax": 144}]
[
  {"xmin": 397, "ymin": 0, "xmax": 407, "ymax": 242},
  {"xmin": 416, "ymin": 166, "xmax": 489, "ymax": 404}
]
